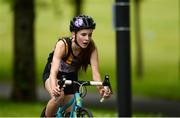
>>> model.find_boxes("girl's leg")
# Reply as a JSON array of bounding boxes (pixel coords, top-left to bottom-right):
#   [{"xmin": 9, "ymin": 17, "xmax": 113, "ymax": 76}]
[
  {"xmin": 44, "ymin": 78, "xmax": 64, "ymax": 116},
  {"xmin": 63, "ymin": 95, "xmax": 74, "ymax": 112}
]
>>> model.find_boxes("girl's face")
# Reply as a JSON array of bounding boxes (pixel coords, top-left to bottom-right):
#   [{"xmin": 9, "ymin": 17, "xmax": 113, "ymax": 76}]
[{"xmin": 73, "ymin": 29, "xmax": 93, "ymax": 48}]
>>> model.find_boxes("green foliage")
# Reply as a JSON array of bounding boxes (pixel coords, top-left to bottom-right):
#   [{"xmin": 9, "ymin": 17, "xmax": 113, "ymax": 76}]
[
  {"xmin": 0, "ymin": 0, "xmax": 12, "ymax": 4},
  {"xmin": 130, "ymin": 0, "xmax": 179, "ymax": 100},
  {"xmin": 0, "ymin": 0, "xmax": 179, "ymax": 101}
]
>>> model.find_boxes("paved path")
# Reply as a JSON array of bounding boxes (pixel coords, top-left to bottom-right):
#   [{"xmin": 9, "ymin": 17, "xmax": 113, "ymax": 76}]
[{"xmin": 0, "ymin": 82, "xmax": 180, "ymax": 116}]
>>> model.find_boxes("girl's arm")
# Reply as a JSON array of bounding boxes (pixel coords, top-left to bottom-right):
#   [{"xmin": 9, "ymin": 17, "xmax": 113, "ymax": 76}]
[
  {"xmin": 90, "ymin": 47, "xmax": 111, "ymax": 98},
  {"xmin": 49, "ymin": 40, "xmax": 66, "ymax": 96},
  {"xmin": 90, "ymin": 48, "xmax": 102, "ymax": 82}
]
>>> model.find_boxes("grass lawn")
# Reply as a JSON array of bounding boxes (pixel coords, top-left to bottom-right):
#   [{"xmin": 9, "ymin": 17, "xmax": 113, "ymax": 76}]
[
  {"xmin": 0, "ymin": 98, "xmax": 163, "ymax": 117},
  {"xmin": 0, "ymin": 0, "xmax": 179, "ymax": 101},
  {"xmin": 0, "ymin": 98, "xmax": 117, "ymax": 117}
]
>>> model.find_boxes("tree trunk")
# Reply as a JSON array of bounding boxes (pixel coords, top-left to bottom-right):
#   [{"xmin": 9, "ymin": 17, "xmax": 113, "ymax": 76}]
[
  {"xmin": 134, "ymin": 0, "xmax": 143, "ymax": 78},
  {"xmin": 179, "ymin": 0, "xmax": 180, "ymax": 80},
  {"xmin": 11, "ymin": 0, "xmax": 37, "ymax": 101},
  {"xmin": 75, "ymin": 0, "xmax": 83, "ymax": 16}
]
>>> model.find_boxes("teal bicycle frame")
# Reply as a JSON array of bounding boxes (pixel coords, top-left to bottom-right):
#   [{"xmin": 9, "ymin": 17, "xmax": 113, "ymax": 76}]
[{"xmin": 56, "ymin": 92, "xmax": 83, "ymax": 117}]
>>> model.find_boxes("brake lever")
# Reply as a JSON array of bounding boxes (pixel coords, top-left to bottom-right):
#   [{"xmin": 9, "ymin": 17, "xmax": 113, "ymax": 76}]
[
  {"xmin": 100, "ymin": 75, "xmax": 112, "ymax": 103},
  {"xmin": 58, "ymin": 76, "xmax": 66, "ymax": 89}
]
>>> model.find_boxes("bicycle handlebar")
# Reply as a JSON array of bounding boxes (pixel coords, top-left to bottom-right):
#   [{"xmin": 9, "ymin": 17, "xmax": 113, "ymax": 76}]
[
  {"xmin": 58, "ymin": 75, "xmax": 112, "ymax": 102},
  {"xmin": 58, "ymin": 79, "xmax": 103, "ymax": 87},
  {"xmin": 58, "ymin": 75, "xmax": 111, "ymax": 87}
]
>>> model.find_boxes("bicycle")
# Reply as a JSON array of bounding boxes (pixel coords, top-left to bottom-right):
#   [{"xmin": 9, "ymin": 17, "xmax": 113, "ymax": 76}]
[{"xmin": 40, "ymin": 75, "xmax": 112, "ymax": 117}]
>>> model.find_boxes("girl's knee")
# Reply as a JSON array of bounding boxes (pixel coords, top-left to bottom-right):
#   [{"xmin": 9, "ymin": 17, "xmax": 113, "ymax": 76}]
[{"xmin": 53, "ymin": 96, "xmax": 64, "ymax": 106}]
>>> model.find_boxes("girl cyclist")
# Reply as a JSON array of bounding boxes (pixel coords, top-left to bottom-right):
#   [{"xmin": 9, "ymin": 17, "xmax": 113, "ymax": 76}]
[{"xmin": 42, "ymin": 15, "xmax": 112, "ymax": 117}]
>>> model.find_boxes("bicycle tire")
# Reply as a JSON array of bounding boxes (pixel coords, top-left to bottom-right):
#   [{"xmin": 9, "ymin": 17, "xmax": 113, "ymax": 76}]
[
  {"xmin": 40, "ymin": 107, "xmax": 46, "ymax": 117},
  {"xmin": 76, "ymin": 107, "xmax": 93, "ymax": 117},
  {"xmin": 40, "ymin": 107, "xmax": 58, "ymax": 117}
]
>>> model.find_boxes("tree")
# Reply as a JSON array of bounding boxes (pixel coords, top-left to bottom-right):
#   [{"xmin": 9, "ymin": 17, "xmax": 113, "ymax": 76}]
[
  {"xmin": 74, "ymin": 0, "xmax": 83, "ymax": 16},
  {"xmin": 11, "ymin": 0, "xmax": 37, "ymax": 101},
  {"xmin": 134, "ymin": 0, "xmax": 144, "ymax": 78},
  {"xmin": 69, "ymin": 0, "xmax": 84, "ymax": 16},
  {"xmin": 179, "ymin": 0, "xmax": 180, "ymax": 80}
]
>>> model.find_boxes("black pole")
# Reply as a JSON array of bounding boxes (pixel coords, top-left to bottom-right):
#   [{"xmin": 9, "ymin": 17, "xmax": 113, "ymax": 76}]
[{"xmin": 115, "ymin": 0, "xmax": 131, "ymax": 116}]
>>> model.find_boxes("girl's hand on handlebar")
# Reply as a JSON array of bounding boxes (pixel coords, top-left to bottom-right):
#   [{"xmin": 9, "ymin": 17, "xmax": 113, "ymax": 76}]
[
  {"xmin": 51, "ymin": 78, "xmax": 64, "ymax": 97},
  {"xmin": 52, "ymin": 86, "xmax": 64, "ymax": 97},
  {"xmin": 98, "ymin": 86, "xmax": 112, "ymax": 99},
  {"xmin": 53, "ymin": 87, "xmax": 64, "ymax": 102}
]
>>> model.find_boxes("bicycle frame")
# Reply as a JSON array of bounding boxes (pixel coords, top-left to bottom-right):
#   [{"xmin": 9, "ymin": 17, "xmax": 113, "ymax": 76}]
[
  {"xmin": 55, "ymin": 75, "xmax": 112, "ymax": 117},
  {"xmin": 56, "ymin": 92, "xmax": 83, "ymax": 117}
]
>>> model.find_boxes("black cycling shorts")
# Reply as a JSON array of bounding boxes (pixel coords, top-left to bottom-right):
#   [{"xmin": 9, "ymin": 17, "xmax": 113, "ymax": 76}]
[{"xmin": 42, "ymin": 62, "xmax": 78, "ymax": 95}]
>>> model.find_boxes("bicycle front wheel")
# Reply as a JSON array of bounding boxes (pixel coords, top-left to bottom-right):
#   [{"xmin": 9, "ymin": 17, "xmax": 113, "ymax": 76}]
[
  {"xmin": 40, "ymin": 107, "xmax": 46, "ymax": 117},
  {"xmin": 40, "ymin": 106, "xmax": 57, "ymax": 117},
  {"xmin": 76, "ymin": 107, "xmax": 93, "ymax": 117}
]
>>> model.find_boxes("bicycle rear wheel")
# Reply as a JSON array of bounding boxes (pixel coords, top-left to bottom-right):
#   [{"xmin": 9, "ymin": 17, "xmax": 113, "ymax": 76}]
[{"xmin": 76, "ymin": 107, "xmax": 93, "ymax": 117}]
